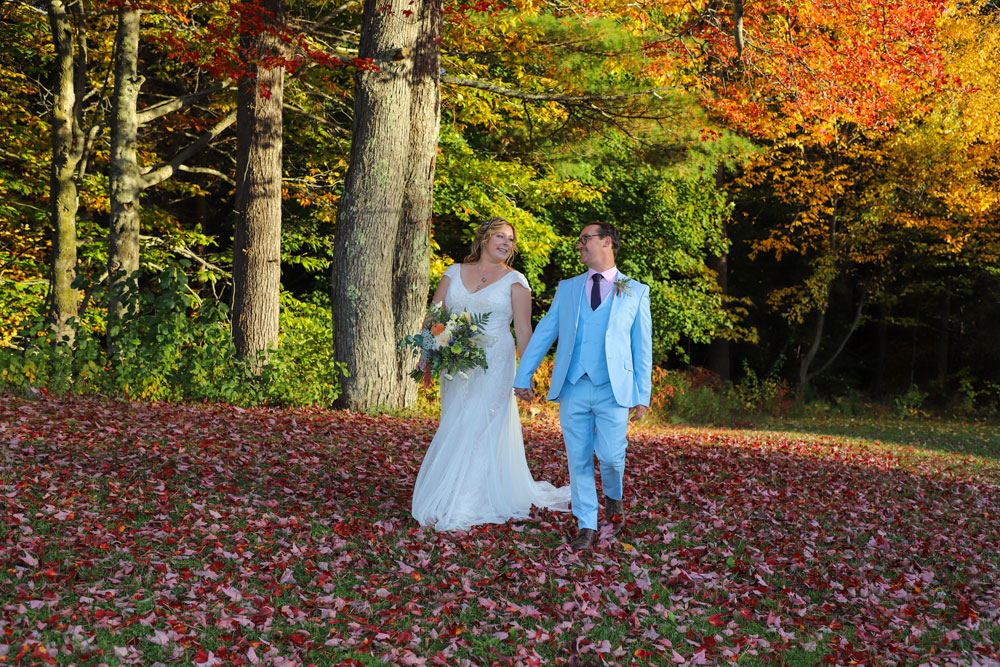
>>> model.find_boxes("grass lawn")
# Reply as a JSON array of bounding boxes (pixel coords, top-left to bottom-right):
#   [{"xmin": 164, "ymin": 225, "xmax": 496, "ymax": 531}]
[
  {"xmin": 1, "ymin": 395, "xmax": 998, "ymax": 666},
  {"xmin": 748, "ymin": 413, "xmax": 1000, "ymax": 461}
]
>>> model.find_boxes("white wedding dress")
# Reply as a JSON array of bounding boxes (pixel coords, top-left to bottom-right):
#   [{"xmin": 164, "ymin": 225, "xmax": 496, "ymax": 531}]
[{"xmin": 411, "ymin": 264, "xmax": 571, "ymax": 531}]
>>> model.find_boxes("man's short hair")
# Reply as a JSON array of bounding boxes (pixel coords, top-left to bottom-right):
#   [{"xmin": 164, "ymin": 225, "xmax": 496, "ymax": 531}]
[{"xmin": 592, "ymin": 222, "xmax": 621, "ymax": 255}]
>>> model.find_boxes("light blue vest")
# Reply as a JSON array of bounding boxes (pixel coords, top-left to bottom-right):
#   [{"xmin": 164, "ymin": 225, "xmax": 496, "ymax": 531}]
[{"xmin": 566, "ymin": 291, "xmax": 612, "ymax": 385}]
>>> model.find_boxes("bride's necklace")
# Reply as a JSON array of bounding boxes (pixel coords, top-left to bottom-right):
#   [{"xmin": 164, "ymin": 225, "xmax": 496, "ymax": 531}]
[{"xmin": 475, "ymin": 262, "xmax": 503, "ymax": 289}]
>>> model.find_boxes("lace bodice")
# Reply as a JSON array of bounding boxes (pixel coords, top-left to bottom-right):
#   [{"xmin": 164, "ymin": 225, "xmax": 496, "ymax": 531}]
[{"xmin": 441, "ymin": 263, "xmax": 529, "ymax": 339}]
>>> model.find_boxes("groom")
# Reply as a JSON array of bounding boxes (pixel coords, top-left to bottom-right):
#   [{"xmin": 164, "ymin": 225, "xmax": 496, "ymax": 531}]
[{"xmin": 514, "ymin": 222, "xmax": 652, "ymax": 551}]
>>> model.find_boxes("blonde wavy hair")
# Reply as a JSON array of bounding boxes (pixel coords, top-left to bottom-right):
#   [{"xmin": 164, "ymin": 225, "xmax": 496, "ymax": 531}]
[{"xmin": 464, "ymin": 217, "xmax": 517, "ymax": 266}]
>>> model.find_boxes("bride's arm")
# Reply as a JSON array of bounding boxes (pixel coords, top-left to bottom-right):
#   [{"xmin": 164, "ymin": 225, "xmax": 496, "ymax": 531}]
[
  {"xmin": 422, "ymin": 274, "xmax": 451, "ymax": 327},
  {"xmin": 511, "ymin": 282, "xmax": 532, "ymax": 358},
  {"xmin": 430, "ymin": 275, "xmax": 450, "ymax": 310}
]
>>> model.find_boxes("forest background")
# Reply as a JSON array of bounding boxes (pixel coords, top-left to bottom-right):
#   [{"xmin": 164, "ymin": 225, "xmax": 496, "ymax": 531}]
[{"xmin": 1, "ymin": 0, "xmax": 999, "ymax": 422}]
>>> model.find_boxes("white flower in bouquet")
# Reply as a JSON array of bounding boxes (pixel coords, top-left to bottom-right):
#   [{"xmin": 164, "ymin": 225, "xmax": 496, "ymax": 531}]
[
  {"xmin": 433, "ymin": 327, "xmax": 452, "ymax": 348},
  {"xmin": 400, "ymin": 304, "xmax": 492, "ymax": 387}
]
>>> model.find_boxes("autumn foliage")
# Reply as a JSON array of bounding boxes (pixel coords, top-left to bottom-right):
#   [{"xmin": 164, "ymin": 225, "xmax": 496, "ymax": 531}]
[
  {"xmin": 1, "ymin": 0, "xmax": 999, "ymax": 403},
  {"xmin": 645, "ymin": 0, "xmax": 950, "ymax": 136},
  {"xmin": 1, "ymin": 395, "xmax": 998, "ymax": 664}
]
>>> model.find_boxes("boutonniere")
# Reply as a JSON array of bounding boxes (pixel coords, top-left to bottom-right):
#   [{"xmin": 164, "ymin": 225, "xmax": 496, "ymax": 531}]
[{"xmin": 613, "ymin": 277, "xmax": 632, "ymax": 297}]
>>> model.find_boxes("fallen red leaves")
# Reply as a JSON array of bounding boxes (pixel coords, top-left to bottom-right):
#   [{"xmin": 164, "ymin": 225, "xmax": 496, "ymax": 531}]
[{"xmin": 0, "ymin": 395, "xmax": 997, "ymax": 665}]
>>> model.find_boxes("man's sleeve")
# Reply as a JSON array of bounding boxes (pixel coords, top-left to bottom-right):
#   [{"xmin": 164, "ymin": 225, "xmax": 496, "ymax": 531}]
[
  {"xmin": 513, "ymin": 283, "xmax": 563, "ymax": 389},
  {"xmin": 631, "ymin": 283, "xmax": 653, "ymax": 406}
]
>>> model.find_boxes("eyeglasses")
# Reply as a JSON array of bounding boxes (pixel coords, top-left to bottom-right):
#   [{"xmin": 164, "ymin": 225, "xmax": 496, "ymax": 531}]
[{"xmin": 576, "ymin": 233, "xmax": 604, "ymax": 245}]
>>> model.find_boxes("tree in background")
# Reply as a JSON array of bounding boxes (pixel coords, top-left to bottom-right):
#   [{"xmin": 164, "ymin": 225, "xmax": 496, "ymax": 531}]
[
  {"xmin": 107, "ymin": 3, "xmax": 143, "ymax": 326},
  {"xmin": 3, "ymin": 0, "xmax": 997, "ymax": 413},
  {"xmin": 331, "ymin": 0, "xmax": 442, "ymax": 410},
  {"xmin": 433, "ymin": 5, "xmax": 756, "ymax": 368},
  {"xmin": 734, "ymin": 133, "xmax": 892, "ymax": 393},
  {"xmin": 45, "ymin": 0, "xmax": 92, "ymax": 346},
  {"xmin": 865, "ymin": 1, "xmax": 1000, "ymax": 396},
  {"xmin": 107, "ymin": 1, "xmax": 237, "ymax": 344},
  {"xmin": 331, "ymin": 0, "xmax": 747, "ymax": 410},
  {"xmin": 233, "ymin": 0, "xmax": 286, "ymax": 365},
  {"xmin": 654, "ymin": 0, "xmax": 955, "ymax": 392}
]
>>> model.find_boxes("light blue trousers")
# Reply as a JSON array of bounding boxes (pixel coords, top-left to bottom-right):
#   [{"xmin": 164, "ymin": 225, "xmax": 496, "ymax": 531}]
[{"xmin": 558, "ymin": 375, "xmax": 629, "ymax": 531}]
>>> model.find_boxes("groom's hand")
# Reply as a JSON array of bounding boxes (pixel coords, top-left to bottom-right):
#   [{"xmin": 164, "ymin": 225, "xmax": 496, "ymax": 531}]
[
  {"xmin": 514, "ymin": 386, "xmax": 534, "ymax": 401},
  {"xmin": 629, "ymin": 405, "xmax": 648, "ymax": 423}
]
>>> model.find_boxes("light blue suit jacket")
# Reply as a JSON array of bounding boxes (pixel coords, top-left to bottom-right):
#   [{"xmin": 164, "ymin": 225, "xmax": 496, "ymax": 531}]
[{"xmin": 514, "ymin": 272, "xmax": 653, "ymax": 408}]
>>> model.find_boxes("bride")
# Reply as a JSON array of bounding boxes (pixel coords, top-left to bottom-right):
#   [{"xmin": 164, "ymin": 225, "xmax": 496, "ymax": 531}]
[{"xmin": 411, "ymin": 217, "xmax": 571, "ymax": 531}]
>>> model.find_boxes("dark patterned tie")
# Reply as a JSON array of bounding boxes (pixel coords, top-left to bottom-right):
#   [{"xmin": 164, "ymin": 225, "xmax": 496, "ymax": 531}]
[{"xmin": 590, "ymin": 273, "xmax": 603, "ymax": 310}]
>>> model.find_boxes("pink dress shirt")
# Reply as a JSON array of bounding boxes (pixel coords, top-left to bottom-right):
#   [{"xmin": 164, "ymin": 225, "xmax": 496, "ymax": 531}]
[{"xmin": 584, "ymin": 267, "xmax": 618, "ymax": 307}]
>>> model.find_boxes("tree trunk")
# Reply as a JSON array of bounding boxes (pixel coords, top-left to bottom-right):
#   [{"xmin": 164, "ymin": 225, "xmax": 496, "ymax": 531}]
[
  {"xmin": 872, "ymin": 299, "xmax": 888, "ymax": 400},
  {"xmin": 105, "ymin": 8, "xmax": 236, "ymax": 352},
  {"xmin": 393, "ymin": 0, "xmax": 441, "ymax": 407},
  {"xmin": 705, "ymin": 165, "xmax": 730, "ymax": 381},
  {"xmin": 936, "ymin": 291, "xmax": 950, "ymax": 384},
  {"xmin": 47, "ymin": 0, "xmax": 85, "ymax": 346},
  {"xmin": 332, "ymin": 0, "xmax": 441, "ymax": 411},
  {"xmin": 733, "ymin": 0, "xmax": 745, "ymax": 58},
  {"xmin": 705, "ymin": 252, "xmax": 730, "ymax": 381},
  {"xmin": 107, "ymin": 5, "xmax": 142, "ymax": 333},
  {"xmin": 800, "ymin": 280, "xmax": 868, "ymax": 393},
  {"xmin": 798, "ymin": 304, "xmax": 827, "ymax": 394},
  {"xmin": 233, "ymin": 0, "xmax": 285, "ymax": 366}
]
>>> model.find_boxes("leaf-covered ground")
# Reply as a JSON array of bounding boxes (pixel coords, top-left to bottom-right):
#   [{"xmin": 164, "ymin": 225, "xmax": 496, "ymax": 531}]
[{"xmin": 1, "ymin": 395, "xmax": 998, "ymax": 666}]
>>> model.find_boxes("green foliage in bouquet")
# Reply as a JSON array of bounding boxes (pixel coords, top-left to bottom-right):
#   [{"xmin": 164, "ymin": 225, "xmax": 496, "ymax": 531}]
[{"xmin": 401, "ymin": 303, "xmax": 491, "ymax": 383}]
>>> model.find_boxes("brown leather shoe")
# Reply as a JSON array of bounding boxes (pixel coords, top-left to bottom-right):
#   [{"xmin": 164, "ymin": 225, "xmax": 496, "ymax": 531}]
[
  {"xmin": 604, "ymin": 495, "xmax": 625, "ymax": 535},
  {"xmin": 568, "ymin": 528, "xmax": 596, "ymax": 551}
]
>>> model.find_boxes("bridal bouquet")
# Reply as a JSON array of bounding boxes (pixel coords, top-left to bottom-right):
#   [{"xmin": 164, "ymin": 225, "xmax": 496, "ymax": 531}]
[{"xmin": 400, "ymin": 302, "xmax": 492, "ymax": 386}]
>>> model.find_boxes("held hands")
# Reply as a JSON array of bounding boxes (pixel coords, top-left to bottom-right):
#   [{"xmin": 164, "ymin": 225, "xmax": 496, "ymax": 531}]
[{"xmin": 515, "ymin": 385, "xmax": 645, "ymax": 421}]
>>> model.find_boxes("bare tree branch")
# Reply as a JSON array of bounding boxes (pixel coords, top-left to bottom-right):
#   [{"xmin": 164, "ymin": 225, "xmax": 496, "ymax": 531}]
[
  {"xmin": 141, "ymin": 110, "xmax": 237, "ymax": 188},
  {"xmin": 10, "ymin": 1, "xmax": 47, "ymax": 16},
  {"xmin": 808, "ymin": 283, "xmax": 871, "ymax": 382},
  {"xmin": 140, "ymin": 235, "xmax": 228, "ymax": 276},
  {"xmin": 284, "ymin": 101, "xmax": 350, "ymax": 134},
  {"xmin": 76, "ymin": 122, "xmax": 101, "ymax": 185},
  {"xmin": 177, "ymin": 164, "xmax": 236, "ymax": 186},
  {"xmin": 137, "ymin": 81, "xmax": 234, "ymax": 125},
  {"xmin": 733, "ymin": 0, "xmax": 745, "ymax": 58},
  {"xmin": 0, "ymin": 277, "xmax": 48, "ymax": 286},
  {"xmin": 77, "ymin": 269, "xmax": 107, "ymax": 319},
  {"xmin": 289, "ymin": 0, "xmax": 361, "ymax": 36},
  {"xmin": 442, "ymin": 75, "xmax": 670, "ymax": 104},
  {"xmin": 297, "ymin": 79, "xmax": 353, "ymax": 111}
]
